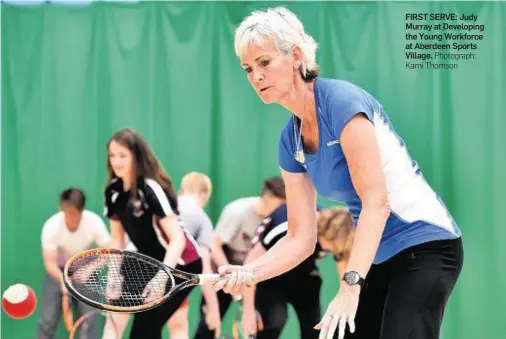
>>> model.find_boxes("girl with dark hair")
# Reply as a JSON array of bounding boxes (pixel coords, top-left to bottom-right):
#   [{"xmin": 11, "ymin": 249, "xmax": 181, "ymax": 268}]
[{"xmin": 103, "ymin": 128, "xmax": 202, "ymax": 339}]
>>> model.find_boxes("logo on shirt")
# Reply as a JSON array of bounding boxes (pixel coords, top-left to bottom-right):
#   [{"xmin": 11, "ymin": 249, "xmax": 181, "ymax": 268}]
[
  {"xmin": 326, "ymin": 139, "xmax": 340, "ymax": 146},
  {"xmin": 132, "ymin": 199, "xmax": 144, "ymax": 218}
]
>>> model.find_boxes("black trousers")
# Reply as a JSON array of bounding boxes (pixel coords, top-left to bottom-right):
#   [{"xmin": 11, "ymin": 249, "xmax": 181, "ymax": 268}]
[
  {"xmin": 129, "ymin": 258, "xmax": 203, "ymax": 339},
  {"xmin": 255, "ymin": 274, "xmax": 322, "ymax": 339},
  {"xmin": 344, "ymin": 238, "xmax": 464, "ymax": 339}
]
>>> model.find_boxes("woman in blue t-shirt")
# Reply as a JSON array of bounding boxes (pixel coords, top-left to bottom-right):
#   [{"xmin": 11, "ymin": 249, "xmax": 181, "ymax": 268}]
[{"xmin": 214, "ymin": 6, "xmax": 464, "ymax": 339}]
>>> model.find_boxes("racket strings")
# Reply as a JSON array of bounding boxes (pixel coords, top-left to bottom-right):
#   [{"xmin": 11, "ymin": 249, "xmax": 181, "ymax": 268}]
[{"xmin": 67, "ymin": 252, "xmax": 174, "ymax": 308}]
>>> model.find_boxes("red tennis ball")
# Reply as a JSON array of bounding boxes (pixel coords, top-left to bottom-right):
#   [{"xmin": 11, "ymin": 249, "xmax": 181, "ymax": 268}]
[{"xmin": 2, "ymin": 284, "xmax": 37, "ymax": 319}]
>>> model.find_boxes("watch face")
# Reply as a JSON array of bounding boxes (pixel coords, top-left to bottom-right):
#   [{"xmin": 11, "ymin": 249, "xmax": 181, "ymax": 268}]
[{"xmin": 345, "ymin": 272, "xmax": 359, "ymax": 285}]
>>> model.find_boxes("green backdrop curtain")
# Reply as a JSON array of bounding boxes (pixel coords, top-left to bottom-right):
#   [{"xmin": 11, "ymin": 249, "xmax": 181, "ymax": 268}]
[{"xmin": 2, "ymin": 1, "xmax": 505, "ymax": 338}]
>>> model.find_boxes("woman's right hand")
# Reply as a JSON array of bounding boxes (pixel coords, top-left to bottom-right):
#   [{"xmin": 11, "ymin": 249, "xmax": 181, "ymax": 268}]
[
  {"xmin": 202, "ymin": 305, "xmax": 222, "ymax": 337},
  {"xmin": 213, "ymin": 265, "xmax": 254, "ymax": 296},
  {"xmin": 242, "ymin": 308, "xmax": 258, "ymax": 337}
]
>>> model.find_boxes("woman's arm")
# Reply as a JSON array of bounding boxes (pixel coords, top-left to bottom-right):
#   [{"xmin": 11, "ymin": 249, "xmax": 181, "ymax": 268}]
[
  {"xmin": 241, "ymin": 243, "xmax": 267, "ymax": 335},
  {"xmin": 244, "ymin": 169, "xmax": 318, "ymax": 284},
  {"xmin": 199, "ymin": 245, "xmax": 221, "ymax": 314},
  {"xmin": 242, "ymin": 243, "xmax": 267, "ymax": 313},
  {"xmin": 314, "ymin": 114, "xmax": 391, "ymax": 339},
  {"xmin": 109, "ymin": 219, "xmax": 126, "ymax": 249},
  {"xmin": 335, "ymin": 252, "xmax": 350, "ymax": 280},
  {"xmin": 105, "ymin": 219, "xmax": 127, "ymax": 298},
  {"xmin": 158, "ymin": 215, "xmax": 186, "ymax": 269},
  {"xmin": 340, "ymin": 114, "xmax": 390, "ymax": 283},
  {"xmin": 144, "ymin": 180, "xmax": 187, "ymax": 269}
]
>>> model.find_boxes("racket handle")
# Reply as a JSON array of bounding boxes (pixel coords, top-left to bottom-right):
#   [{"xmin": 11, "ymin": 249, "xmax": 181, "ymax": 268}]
[
  {"xmin": 197, "ymin": 273, "xmax": 234, "ymax": 285},
  {"xmin": 197, "ymin": 274, "xmax": 222, "ymax": 285}
]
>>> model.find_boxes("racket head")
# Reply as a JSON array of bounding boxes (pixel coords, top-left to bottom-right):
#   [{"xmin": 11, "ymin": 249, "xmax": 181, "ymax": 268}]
[{"xmin": 63, "ymin": 248, "xmax": 192, "ymax": 313}]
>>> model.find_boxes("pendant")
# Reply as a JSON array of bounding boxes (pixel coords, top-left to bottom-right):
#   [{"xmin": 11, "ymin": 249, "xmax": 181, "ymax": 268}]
[{"xmin": 295, "ymin": 150, "xmax": 305, "ymax": 163}]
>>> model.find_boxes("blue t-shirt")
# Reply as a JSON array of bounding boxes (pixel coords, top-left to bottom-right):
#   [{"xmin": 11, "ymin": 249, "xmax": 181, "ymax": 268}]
[{"xmin": 278, "ymin": 77, "xmax": 461, "ymax": 264}]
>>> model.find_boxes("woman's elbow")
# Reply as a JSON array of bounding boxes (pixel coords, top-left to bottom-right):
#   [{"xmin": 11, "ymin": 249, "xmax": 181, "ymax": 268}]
[
  {"xmin": 364, "ymin": 194, "xmax": 391, "ymax": 220},
  {"xmin": 175, "ymin": 232, "xmax": 187, "ymax": 250},
  {"xmin": 297, "ymin": 231, "xmax": 317, "ymax": 260},
  {"xmin": 167, "ymin": 227, "xmax": 186, "ymax": 249},
  {"xmin": 378, "ymin": 196, "xmax": 390, "ymax": 218}
]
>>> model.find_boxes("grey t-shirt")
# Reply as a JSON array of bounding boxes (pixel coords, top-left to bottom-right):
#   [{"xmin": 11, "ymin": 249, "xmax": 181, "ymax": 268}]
[
  {"xmin": 178, "ymin": 195, "xmax": 213, "ymax": 249},
  {"xmin": 214, "ymin": 197, "xmax": 263, "ymax": 265}
]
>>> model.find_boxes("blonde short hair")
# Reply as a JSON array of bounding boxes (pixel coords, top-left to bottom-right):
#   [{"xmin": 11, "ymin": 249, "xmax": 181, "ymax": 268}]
[
  {"xmin": 234, "ymin": 6, "xmax": 319, "ymax": 80},
  {"xmin": 180, "ymin": 172, "xmax": 212, "ymax": 196},
  {"xmin": 317, "ymin": 206, "xmax": 355, "ymax": 259}
]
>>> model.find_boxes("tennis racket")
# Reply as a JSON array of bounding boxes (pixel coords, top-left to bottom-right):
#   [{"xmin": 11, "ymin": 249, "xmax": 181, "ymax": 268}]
[
  {"xmin": 63, "ymin": 293, "xmax": 118, "ymax": 339},
  {"xmin": 62, "ymin": 294, "xmax": 73, "ymax": 331},
  {"xmin": 68, "ymin": 309, "xmax": 102, "ymax": 339},
  {"xmin": 63, "ymin": 248, "xmax": 224, "ymax": 313}
]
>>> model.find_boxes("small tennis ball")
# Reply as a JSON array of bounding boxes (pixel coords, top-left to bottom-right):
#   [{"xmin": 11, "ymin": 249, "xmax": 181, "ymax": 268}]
[{"xmin": 2, "ymin": 284, "xmax": 38, "ymax": 319}]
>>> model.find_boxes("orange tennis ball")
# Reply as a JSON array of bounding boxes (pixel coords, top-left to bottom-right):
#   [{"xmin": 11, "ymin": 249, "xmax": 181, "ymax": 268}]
[{"xmin": 2, "ymin": 284, "xmax": 37, "ymax": 319}]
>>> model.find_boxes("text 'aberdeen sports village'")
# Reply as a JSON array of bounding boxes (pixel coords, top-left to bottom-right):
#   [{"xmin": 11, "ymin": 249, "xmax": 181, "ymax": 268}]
[{"xmin": 404, "ymin": 12, "xmax": 484, "ymax": 70}]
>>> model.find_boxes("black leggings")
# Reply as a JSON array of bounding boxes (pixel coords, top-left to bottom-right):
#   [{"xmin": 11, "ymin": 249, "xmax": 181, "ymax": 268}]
[
  {"xmin": 344, "ymin": 238, "xmax": 464, "ymax": 339},
  {"xmin": 192, "ymin": 275, "xmax": 320, "ymax": 339},
  {"xmin": 255, "ymin": 274, "xmax": 322, "ymax": 339},
  {"xmin": 129, "ymin": 258, "xmax": 203, "ymax": 339}
]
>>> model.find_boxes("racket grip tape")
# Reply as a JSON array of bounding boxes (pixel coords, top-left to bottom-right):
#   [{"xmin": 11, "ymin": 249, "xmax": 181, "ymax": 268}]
[
  {"xmin": 198, "ymin": 274, "xmax": 221, "ymax": 285},
  {"xmin": 197, "ymin": 273, "xmax": 235, "ymax": 285}
]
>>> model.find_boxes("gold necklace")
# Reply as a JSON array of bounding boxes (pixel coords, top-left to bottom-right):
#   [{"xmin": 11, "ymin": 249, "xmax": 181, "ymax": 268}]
[{"xmin": 293, "ymin": 84, "xmax": 307, "ymax": 164}]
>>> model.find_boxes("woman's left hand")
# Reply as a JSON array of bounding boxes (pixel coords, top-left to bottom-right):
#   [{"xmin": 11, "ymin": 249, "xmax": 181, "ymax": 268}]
[
  {"xmin": 213, "ymin": 265, "xmax": 254, "ymax": 296},
  {"xmin": 315, "ymin": 285, "xmax": 360, "ymax": 339}
]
